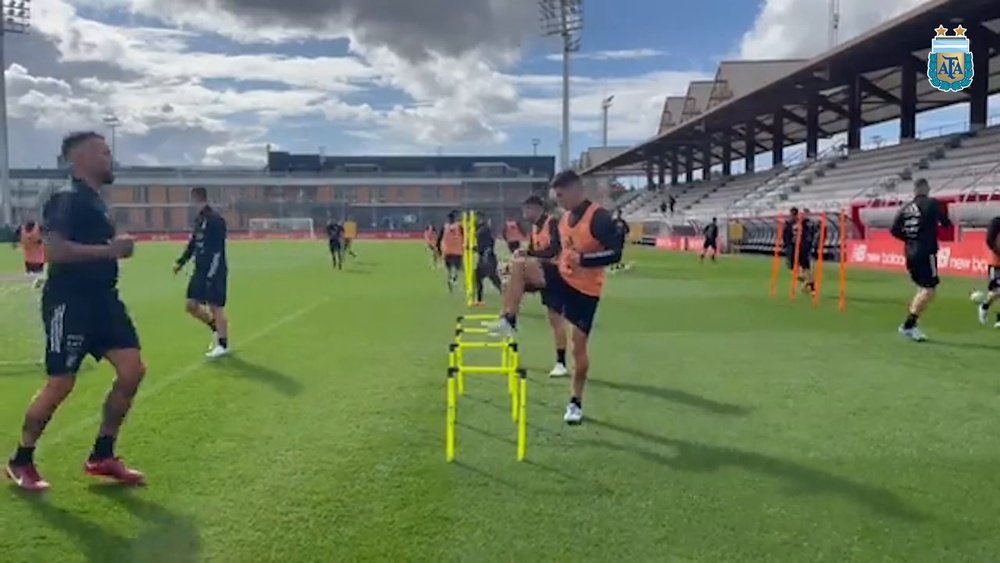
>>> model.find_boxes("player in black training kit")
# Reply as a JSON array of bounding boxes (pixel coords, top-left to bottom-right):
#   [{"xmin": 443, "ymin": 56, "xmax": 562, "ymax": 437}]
[
  {"xmin": 174, "ymin": 187, "xmax": 229, "ymax": 358},
  {"xmin": 700, "ymin": 217, "xmax": 720, "ymax": 263},
  {"xmin": 326, "ymin": 219, "xmax": 344, "ymax": 270},
  {"xmin": 783, "ymin": 207, "xmax": 816, "ymax": 294},
  {"xmin": 975, "ymin": 215, "xmax": 1000, "ymax": 326},
  {"xmin": 891, "ymin": 178, "xmax": 952, "ymax": 342},
  {"xmin": 6, "ymin": 132, "xmax": 146, "ymax": 491},
  {"xmin": 472, "ymin": 215, "xmax": 503, "ymax": 305}
]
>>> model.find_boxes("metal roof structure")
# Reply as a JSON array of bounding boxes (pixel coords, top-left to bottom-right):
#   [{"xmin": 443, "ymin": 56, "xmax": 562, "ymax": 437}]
[
  {"xmin": 658, "ymin": 97, "xmax": 686, "ymax": 134},
  {"xmin": 583, "ymin": 0, "xmax": 1000, "ymax": 176}
]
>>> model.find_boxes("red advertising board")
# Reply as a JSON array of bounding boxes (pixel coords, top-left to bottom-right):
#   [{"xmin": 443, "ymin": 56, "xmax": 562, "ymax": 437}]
[
  {"xmin": 846, "ymin": 229, "xmax": 992, "ymax": 277},
  {"xmin": 130, "ymin": 231, "xmax": 424, "ymax": 242}
]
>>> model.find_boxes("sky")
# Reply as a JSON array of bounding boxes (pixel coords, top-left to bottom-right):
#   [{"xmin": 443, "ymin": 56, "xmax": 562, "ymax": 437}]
[{"xmin": 3, "ymin": 0, "xmax": 989, "ymax": 168}]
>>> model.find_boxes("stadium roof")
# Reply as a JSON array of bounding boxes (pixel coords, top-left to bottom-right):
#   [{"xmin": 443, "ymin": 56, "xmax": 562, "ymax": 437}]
[
  {"xmin": 584, "ymin": 0, "xmax": 1000, "ymax": 175},
  {"xmin": 658, "ymin": 97, "xmax": 686, "ymax": 134}
]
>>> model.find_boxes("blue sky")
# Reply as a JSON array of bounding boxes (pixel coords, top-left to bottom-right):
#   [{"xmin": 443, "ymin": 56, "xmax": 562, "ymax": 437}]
[{"xmin": 6, "ymin": 0, "xmax": 993, "ymax": 168}]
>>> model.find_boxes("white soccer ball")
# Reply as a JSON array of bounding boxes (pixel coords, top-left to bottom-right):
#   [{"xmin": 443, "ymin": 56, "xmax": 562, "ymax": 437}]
[{"xmin": 970, "ymin": 290, "xmax": 987, "ymax": 304}]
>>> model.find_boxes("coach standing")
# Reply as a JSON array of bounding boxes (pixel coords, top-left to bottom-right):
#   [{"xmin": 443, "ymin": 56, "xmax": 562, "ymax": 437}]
[
  {"xmin": 891, "ymin": 178, "xmax": 952, "ymax": 342},
  {"xmin": 6, "ymin": 132, "xmax": 147, "ymax": 491}
]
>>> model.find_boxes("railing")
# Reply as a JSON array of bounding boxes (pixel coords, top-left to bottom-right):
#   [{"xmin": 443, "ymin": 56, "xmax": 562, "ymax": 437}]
[{"xmin": 957, "ymin": 161, "xmax": 1000, "ymax": 202}]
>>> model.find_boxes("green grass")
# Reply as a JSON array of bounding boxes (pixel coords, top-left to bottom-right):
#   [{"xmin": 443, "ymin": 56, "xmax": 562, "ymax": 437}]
[{"xmin": 2, "ymin": 241, "xmax": 1000, "ymax": 562}]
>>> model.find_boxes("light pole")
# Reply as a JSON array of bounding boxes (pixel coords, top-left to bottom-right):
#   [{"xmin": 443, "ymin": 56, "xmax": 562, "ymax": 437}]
[
  {"xmin": 0, "ymin": 0, "xmax": 31, "ymax": 226},
  {"xmin": 540, "ymin": 0, "xmax": 582, "ymax": 172},
  {"xmin": 531, "ymin": 138, "xmax": 540, "ymax": 156},
  {"xmin": 601, "ymin": 94, "xmax": 614, "ymax": 147},
  {"xmin": 103, "ymin": 114, "xmax": 120, "ymax": 169}
]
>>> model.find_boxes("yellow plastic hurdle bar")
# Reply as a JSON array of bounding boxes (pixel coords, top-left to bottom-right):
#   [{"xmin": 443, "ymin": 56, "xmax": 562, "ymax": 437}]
[
  {"xmin": 446, "ymin": 314, "xmax": 527, "ymax": 462},
  {"xmin": 461, "ymin": 210, "xmax": 477, "ymax": 307}
]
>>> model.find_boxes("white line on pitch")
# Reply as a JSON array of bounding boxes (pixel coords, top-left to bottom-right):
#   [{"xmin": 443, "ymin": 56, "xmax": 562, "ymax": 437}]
[{"xmin": 43, "ymin": 299, "xmax": 328, "ymax": 447}]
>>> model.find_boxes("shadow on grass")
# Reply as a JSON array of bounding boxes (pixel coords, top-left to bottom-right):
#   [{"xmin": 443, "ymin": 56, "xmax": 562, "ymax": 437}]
[
  {"xmin": 14, "ymin": 486, "xmax": 200, "ymax": 562},
  {"xmin": 924, "ymin": 339, "xmax": 996, "ymax": 352},
  {"xmin": 585, "ymin": 418, "xmax": 927, "ymax": 522},
  {"xmin": 589, "ymin": 379, "xmax": 751, "ymax": 416},
  {"xmin": 214, "ymin": 355, "xmax": 303, "ymax": 396}
]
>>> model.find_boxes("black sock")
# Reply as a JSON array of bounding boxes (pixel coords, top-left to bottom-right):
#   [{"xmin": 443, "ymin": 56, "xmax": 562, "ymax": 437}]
[
  {"xmin": 570, "ymin": 397, "xmax": 582, "ymax": 408},
  {"xmin": 208, "ymin": 319, "xmax": 217, "ymax": 332},
  {"xmin": 10, "ymin": 445, "xmax": 34, "ymax": 466},
  {"xmin": 503, "ymin": 313, "xmax": 517, "ymax": 329},
  {"xmin": 91, "ymin": 435, "xmax": 115, "ymax": 460},
  {"xmin": 903, "ymin": 313, "xmax": 919, "ymax": 330},
  {"xmin": 556, "ymin": 349, "xmax": 566, "ymax": 365},
  {"xmin": 219, "ymin": 337, "xmax": 228, "ymax": 349},
  {"xmin": 981, "ymin": 302, "xmax": 990, "ymax": 311}
]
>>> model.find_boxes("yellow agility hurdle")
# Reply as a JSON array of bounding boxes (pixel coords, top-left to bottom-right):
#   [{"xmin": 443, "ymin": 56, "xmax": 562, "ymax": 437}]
[
  {"xmin": 446, "ymin": 314, "xmax": 527, "ymax": 462},
  {"xmin": 461, "ymin": 210, "xmax": 477, "ymax": 307}
]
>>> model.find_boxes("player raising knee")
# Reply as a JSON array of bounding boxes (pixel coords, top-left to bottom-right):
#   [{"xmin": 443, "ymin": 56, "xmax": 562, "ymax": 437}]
[
  {"xmin": 174, "ymin": 187, "xmax": 230, "ymax": 358},
  {"xmin": 343, "ymin": 217, "xmax": 358, "ymax": 260},
  {"xmin": 487, "ymin": 171, "xmax": 623, "ymax": 425},
  {"xmin": 700, "ymin": 217, "xmax": 719, "ymax": 264},
  {"xmin": 974, "ymin": 214, "xmax": 1000, "ymax": 326},
  {"xmin": 438, "ymin": 210, "xmax": 464, "ymax": 293},
  {"xmin": 783, "ymin": 208, "xmax": 816, "ymax": 295},
  {"xmin": 891, "ymin": 178, "xmax": 951, "ymax": 342},
  {"xmin": 521, "ymin": 195, "xmax": 570, "ymax": 377}
]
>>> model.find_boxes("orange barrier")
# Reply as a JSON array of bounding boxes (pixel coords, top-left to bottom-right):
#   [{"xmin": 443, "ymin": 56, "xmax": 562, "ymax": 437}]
[{"xmin": 769, "ymin": 210, "xmax": 847, "ymax": 311}]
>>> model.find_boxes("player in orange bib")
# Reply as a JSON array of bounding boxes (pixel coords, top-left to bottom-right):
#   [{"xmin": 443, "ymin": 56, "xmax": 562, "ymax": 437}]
[
  {"xmin": 424, "ymin": 223, "xmax": 440, "ymax": 268},
  {"xmin": 488, "ymin": 171, "xmax": 623, "ymax": 425},
  {"xmin": 503, "ymin": 217, "xmax": 525, "ymax": 254},
  {"xmin": 436, "ymin": 210, "xmax": 464, "ymax": 292},
  {"xmin": 19, "ymin": 220, "xmax": 45, "ymax": 275},
  {"xmin": 520, "ymin": 195, "xmax": 569, "ymax": 377}
]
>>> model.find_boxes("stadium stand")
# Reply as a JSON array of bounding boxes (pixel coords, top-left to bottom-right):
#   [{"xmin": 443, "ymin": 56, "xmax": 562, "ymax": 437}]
[{"xmin": 581, "ymin": 0, "xmax": 1000, "ymax": 272}]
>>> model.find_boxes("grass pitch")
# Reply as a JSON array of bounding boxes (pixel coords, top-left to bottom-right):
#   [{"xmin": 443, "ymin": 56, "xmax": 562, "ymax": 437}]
[{"xmin": 1, "ymin": 241, "xmax": 999, "ymax": 562}]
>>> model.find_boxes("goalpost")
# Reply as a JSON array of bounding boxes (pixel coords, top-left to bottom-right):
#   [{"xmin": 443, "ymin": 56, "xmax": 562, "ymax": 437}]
[
  {"xmin": 247, "ymin": 218, "xmax": 316, "ymax": 239},
  {"xmin": 0, "ymin": 274, "xmax": 44, "ymax": 369}
]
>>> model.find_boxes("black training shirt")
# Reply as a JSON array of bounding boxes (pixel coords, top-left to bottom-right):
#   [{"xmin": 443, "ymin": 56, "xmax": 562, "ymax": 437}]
[
  {"xmin": 890, "ymin": 195, "xmax": 951, "ymax": 255},
  {"xmin": 704, "ymin": 223, "xmax": 719, "ymax": 241},
  {"xmin": 177, "ymin": 205, "xmax": 227, "ymax": 277},
  {"xmin": 326, "ymin": 222, "xmax": 343, "ymax": 242},
  {"xmin": 986, "ymin": 216, "xmax": 1000, "ymax": 257},
  {"xmin": 564, "ymin": 200, "xmax": 623, "ymax": 268},
  {"xmin": 42, "ymin": 178, "xmax": 119, "ymax": 293},
  {"xmin": 526, "ymin": 214, "xmax": 561, "ymax": 260},
  {"xmin": 475, "ymin": 224, "xmax": 495, "ymax": 257}
]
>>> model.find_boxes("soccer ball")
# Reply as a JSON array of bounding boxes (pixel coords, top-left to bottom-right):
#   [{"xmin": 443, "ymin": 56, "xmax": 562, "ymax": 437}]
[{"xmin": 970, "ymin": 290, "xmax": 987, "ymax": 304}]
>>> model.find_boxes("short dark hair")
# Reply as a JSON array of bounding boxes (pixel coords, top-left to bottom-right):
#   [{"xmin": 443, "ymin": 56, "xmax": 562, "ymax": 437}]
[
  {"xmin": 551, "ymin": 170, "xmax": 581, "ymax": 189},
  {"xmin": 523, "ymin": 195, "xmax": 544, "ymax": 207},
  {"xmin": 61, "ymin": 131, "xmax": 104, "ymax": 160},
  {"xmin": 914, "ymin": 178, "xmax": 931, "ymax": 195},
  {"xmin": 191, "ymin": 187, "xmax": 208, "ymax": 201},
  {"xmin": 789, "ymin": 207, "xmax": 799, "ymax": 215}
]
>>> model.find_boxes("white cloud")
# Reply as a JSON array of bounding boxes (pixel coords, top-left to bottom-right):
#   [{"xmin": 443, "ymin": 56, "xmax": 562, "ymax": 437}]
[
  {"xmin": 546, "ymin": 49, "xmax": 668, "ymax": 62},
  {"xmin": 739, "ymin": 0, "xmax": 928, "ymax": 59}
]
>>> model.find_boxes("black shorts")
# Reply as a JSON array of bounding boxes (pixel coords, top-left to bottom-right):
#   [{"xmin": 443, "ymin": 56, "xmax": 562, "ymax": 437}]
[
  {"xmin": 906, "ymin": 252, "xmax": 939, "ymax": 289},
  {"xmin": 24, "ymin": 261, "xmax": 44, "ymax": 274},
  {"xmin": 444, "ymin": 254, "xmax": 463, "ymax": 269},
  {"xmin": 329, "ymin": 241, "xmax": 342, "ymax": 253},
  {"xmin": 540, "ymin": 262, "xmax": 600, "ymax": 334},
  {"xmin": 989, "ymin": 266, "xmax": 1000, "ymax": 292},
  {"xmin": 476, "ymin": 253, "xmax": 498, "ymax": 275},
  {"xmin": 507, "ymin": 241, "xmax": 520, "ymax": 253},
  {"xmin": 42, "ymin": 290, "xmax": 140, "ymax": 376},
  {"xmin": 703, "ymin": 239, "xmax": 717, "ymax": 250},
  {"xmin": 786, "ymin": 252, "xmax": 811, "ymax": 271},
  {"xmin": 186, "ymin": 271, "xmax": 228, "ymax": 307}
]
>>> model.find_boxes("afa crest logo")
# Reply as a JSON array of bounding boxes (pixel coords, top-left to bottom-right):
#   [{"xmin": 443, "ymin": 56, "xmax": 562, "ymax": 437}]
[{"xmin": 928, "ymin": 25, "xmax": 973, "ymax": 92}]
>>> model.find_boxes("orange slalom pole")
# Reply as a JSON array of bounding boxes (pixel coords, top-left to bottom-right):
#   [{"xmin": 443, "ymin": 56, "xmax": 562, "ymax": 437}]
[
  {"xmin": 838, "ymin": 208, "xmax": 848, "ymax": 312},
  {"xmin": 789, "ymin": 212, "xmax": 804, "ymax": 300},
  {"xmin": 812, "ymin": 212, "xmax": 828, "ymax": 307},
  {"xmin": 769, "ymin": 215, "xmax": 785, "ymax": 298}
]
